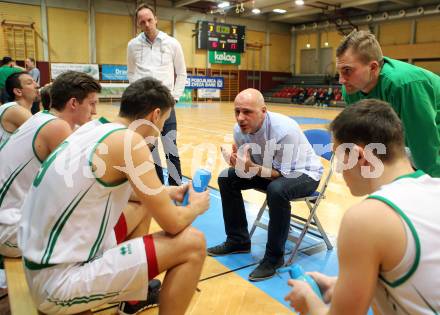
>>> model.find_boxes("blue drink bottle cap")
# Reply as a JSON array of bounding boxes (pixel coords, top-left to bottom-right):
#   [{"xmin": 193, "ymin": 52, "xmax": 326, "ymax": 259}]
[
  {"xmin": 290, "ymin": 264, "xmax": 304, "ymax": 279},
  {"xmin": 193, "ymin": 168, "xmax": 211, "ymax": 190}
]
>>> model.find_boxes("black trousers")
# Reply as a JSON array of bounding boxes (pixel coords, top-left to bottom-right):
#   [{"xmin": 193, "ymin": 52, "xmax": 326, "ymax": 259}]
[
  {"xmin": 218, "ymin": 167, "xmax": 320, "ymax": 263},
  {"xmin": 151, "ymin": 108, "xmax": 182, "ymax": 186}
]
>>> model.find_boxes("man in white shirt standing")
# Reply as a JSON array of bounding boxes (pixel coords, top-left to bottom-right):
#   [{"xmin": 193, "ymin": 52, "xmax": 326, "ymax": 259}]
[
  {"xmin": 25, "ymin": 57, "xmax": 40, "ymax": 85},
  {"xmin": 127, "ymin": 3, "xmax": 187, "ymax": 186},
  {"xmin": 25, "ymin": 57, "xmax": 41, "ymax": 114}
]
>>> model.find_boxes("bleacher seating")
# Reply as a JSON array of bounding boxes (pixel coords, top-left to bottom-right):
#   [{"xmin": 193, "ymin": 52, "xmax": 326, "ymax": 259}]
[
  {"xmin": 285, "ymin": 74, "xmax": 330, "ymax": 86},
  {"xmin": 264, "ymin": 74, "xmax": 345, "ymax": 107}
]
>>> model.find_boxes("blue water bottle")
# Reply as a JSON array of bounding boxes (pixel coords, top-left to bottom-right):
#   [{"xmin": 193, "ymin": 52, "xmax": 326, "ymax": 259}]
[
  {"xmin": 181, "ymin": 168, "xmax": 212, "ymax": 206},
  {"xmin": 280, "ymin": 264, "xmax": 323, "ymax": 299}
]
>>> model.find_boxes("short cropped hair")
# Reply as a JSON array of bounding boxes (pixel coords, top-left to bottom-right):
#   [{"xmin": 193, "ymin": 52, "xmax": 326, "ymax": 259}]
[
  {"xmin": 329, "ymin": 99, "xmax": 405, "ymax": 162},
  {"xmin": 135, "ymin": 3, "xmax": 156, "ymax": 18},
  {"xmin": 5, "ymin": 72, "xmax": 28, "ymax": 101},
  {"xmin": 40, "ymin": 85, "xmax": 51, "ymax": 110},
  {"xmin": 119, "ymin": 77, "xmax": 174, "ymax": 120},
  {"xmin": 336, "ymin": 30, "xmax": 383, "ymax": 65},
  {"xmin": 0, "ymin": 56, "xmax": 13, "ymax": 67},
  {"xmin": 50, "ymin": 71, "xmax": 101, "ymax": 111}
]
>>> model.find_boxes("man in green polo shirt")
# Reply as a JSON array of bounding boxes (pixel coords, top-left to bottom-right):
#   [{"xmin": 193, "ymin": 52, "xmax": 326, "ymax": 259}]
[
  {"xmin": 0, "ymin": 56, "xmax": 24, "ymax": 104},
  {"xmin": 336, "ymin": 30, "xmax": 440, "ymax": 177}
]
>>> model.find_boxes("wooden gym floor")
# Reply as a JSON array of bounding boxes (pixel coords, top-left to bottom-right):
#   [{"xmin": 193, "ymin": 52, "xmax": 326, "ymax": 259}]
[{"xmin": 90, "ymin": 101, "xmax": 361, "ymax": 315}]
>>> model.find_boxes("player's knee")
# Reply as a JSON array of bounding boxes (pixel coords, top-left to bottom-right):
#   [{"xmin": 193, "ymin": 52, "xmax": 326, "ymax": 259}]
[
  {"xmin": 188, "ymin": 227, "xmax": 206, "ymax": 253},
  {"xmin": 181, "ymin": 227, "xmax": 206, "ymax": 258},
  {"xmin": 266, "ymin": 180, "xmax": 287, "ymax": 202}
]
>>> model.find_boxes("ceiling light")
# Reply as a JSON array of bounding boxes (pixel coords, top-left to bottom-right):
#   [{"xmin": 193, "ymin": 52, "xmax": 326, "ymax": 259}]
[
  {"xmin": 324, "ymin": 42, "xmax": 329, "ymax": 46},
  {"xmin": 295, "ymin": 0, "xmax": 304, "ymax": 5},
  {"xmin": 306, "ymin": 43, "xmax": 311, "ymax": 48},
  {"xmin": 252, "ymin": 8, "xmax": 261, "ymax": 14},
  {"xmin": 218, "ymin": 1, "xmax": 230, "ymax": 8},
  {"xmin": 273, "ymin": 8, "xmax": 287, "ymax": 13}
]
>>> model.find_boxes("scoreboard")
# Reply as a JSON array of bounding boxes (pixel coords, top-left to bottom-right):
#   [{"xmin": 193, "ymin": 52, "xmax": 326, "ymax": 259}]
[{"xmin": 197, "ymin": 21, "xmax": 245, "ymax": 53}]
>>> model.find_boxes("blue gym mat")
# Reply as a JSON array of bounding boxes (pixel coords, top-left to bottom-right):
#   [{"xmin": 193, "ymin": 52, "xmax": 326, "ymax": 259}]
[
  {"xmin": 168, "ymin": 167, "xmax": 338, "ymax": 310},
  {"xmin": 289, "ymin": 116, "xmax": 332, "ymax": 125},
  {"xmin": 190, "ymin": 185, "xmax": 338, "ymax": 310},
  {"xmin": 164, "ymin": 169, "xmax": 371, "ymax": 314},
  {"xmin": 175, "ymin": 102, "xmax": 198, "ymax": 108}
]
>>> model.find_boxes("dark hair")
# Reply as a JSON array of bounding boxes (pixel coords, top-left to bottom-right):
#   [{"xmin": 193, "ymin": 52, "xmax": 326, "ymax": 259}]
[
  {"xmin": 27, "ymin": 57, "xmax": 35, "ymax": 64},
  {"xmin": 50, "ymin": 71, "xmax": 101, "ymax": 111},
  {"xmin": 336, "ymin": 30, "xmax": 383, "ymax": 65},
  {"xmin": 40, "ymin": 85, "xmax": 51, "ymax": 110},
  {"xmin": 329, "ymin": 99, "xmax": 405, "ymax": 162},
  {"xmin": 119, "ymin": 77, "xmax": 174, "ymax": 120},
  {"xmin": 1, "ymin": 56, "xmax": 13, "ymax": 67},
  {"xmin": 5, "ymin": 72, "xmax": 28, "ymax": 101},
  {"xmin": 135, "ymin": 3, "xmax": 156, "ymax": 18}
]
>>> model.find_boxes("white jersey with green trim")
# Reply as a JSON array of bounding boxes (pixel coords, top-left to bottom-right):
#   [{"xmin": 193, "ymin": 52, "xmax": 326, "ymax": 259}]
[
  {"xmin": 0, "ymin": 110, "xmax": 57, "ymax": 228},
  {"xmin": 0, "ymin": 102, "xmax": 17, "ymax": 148},
  {"xmin": 369, "ymin": 170, "xmax": 440, "ymax": 315},
  {"xmin": 19, "ymin": 117, "xmax": 132, "ymax": 266}
]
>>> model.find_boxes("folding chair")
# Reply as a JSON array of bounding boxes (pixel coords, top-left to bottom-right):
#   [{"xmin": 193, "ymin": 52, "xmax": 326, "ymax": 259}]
[{"xmin": 249, "ymin": 129, "xmax": 334, "ymax": 266}]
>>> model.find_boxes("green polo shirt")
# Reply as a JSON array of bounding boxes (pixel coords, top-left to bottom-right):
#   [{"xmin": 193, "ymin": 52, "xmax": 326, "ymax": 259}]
[
  {"xmin": 0, "ymin": 65, "xmax": 22, "ymax": 89},
  {"xmin": 342, "ymin": 57, "xmax": 440, "ymax": 177}
]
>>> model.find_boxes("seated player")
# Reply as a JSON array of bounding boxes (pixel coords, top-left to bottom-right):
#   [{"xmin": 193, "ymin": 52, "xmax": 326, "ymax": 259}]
[
  {"xmin": 285, "ymin": 99, "xmax": 440, "ymax": 315},
  {"xmin": 0, "ymin": 72, "xmax": 39, "ymax": 146},
  {"xmin": 19, "ymin": 77, "xmax": 210, "ymax": 315},
  {"xmin": 0, "ymin": 71, "xmax": 100, "ymax": 257}
]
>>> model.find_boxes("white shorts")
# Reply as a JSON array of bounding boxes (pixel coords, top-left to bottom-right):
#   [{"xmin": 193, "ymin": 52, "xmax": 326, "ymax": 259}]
[
  {"xmin": 0, "ymin": 223, "xmax": 21, "ymax": 257},
  {"xmin": 24, "ymin": 237, "xmax": 149, "ymax": 315}
]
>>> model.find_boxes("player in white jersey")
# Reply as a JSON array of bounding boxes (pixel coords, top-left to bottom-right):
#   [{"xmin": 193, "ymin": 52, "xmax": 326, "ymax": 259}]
[
  {"xmin": 0, "ymin": 102, "xmax": 17, "ymax": 147},
  {"xmin": 0, "ymin": 71, "xmax": 100, "ymax": 257},
  {"xmin": 0, "ymin": 72, "xmax": 39, "ymax": 146},
  {"xmin": 19, "ymin": 77, "xmax": 210, "ymax": 315},
  {"xmin": 285, "ymin": 99, "xmax": 440, "ymax": 315}
]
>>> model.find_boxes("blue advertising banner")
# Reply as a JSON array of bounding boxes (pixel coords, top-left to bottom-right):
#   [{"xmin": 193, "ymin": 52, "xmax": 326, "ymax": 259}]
[
  {"xmin": 102, "ymin": 65, "xmax": 128, "ymax": 81},
  {"xmin": 185, "ymin": 76, "xmax": 224, "ymax": 89}
]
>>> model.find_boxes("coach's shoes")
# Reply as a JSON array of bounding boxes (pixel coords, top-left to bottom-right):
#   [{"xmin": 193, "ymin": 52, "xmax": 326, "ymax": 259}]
[
  {"xmin": 118, "ymin": 279, "xmax": 161, "ymax": 315},
  {"xmin": 248, "ymin": 257, "xmax": 284, "ymax": 282},
  {"xmin": 207, "ymin": 241, "xmax": 251, "ymax": 256}
]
